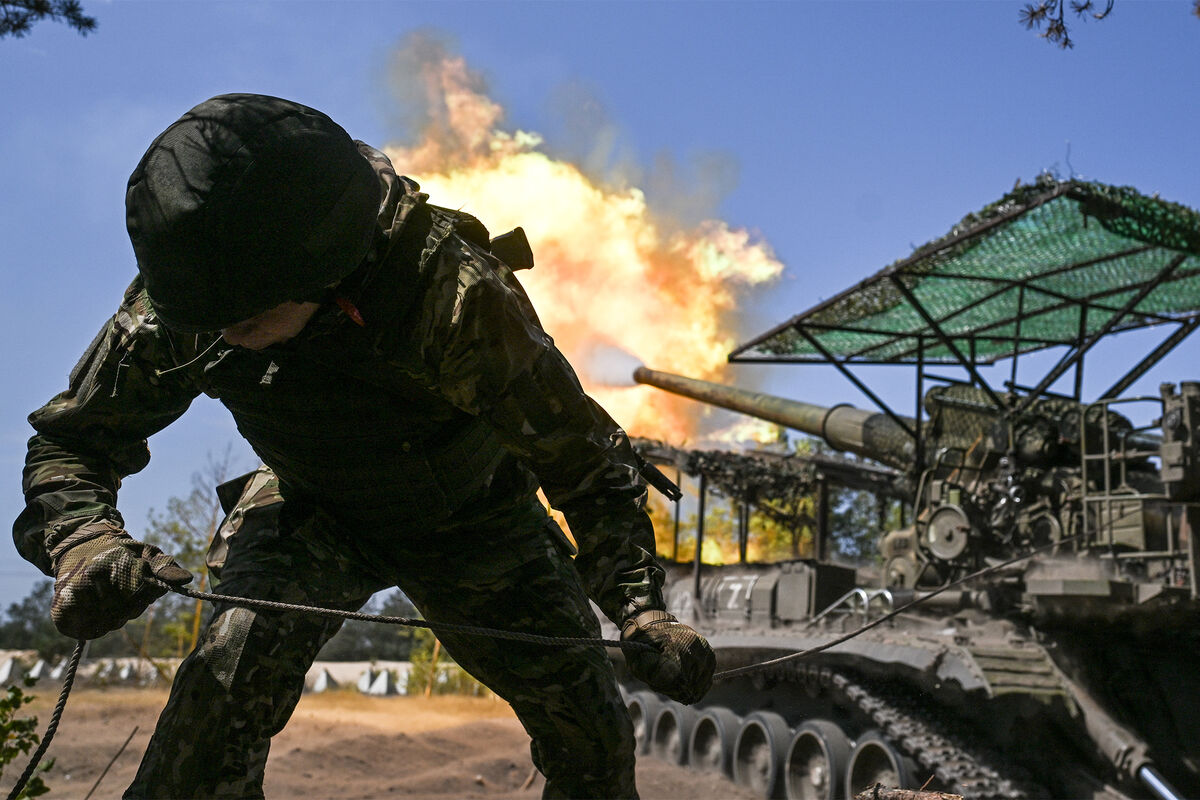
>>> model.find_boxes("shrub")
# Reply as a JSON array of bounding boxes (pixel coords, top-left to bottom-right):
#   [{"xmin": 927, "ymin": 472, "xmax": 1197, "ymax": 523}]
[{"xmin": 0, "ymin": 679, "xmax": 51, "ymax": 798}]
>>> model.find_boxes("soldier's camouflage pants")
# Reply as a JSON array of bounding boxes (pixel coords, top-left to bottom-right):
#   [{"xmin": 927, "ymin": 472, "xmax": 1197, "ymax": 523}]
[{"xmin": 124, "ymin": 476, "xmax": 637, "ymax": 799}]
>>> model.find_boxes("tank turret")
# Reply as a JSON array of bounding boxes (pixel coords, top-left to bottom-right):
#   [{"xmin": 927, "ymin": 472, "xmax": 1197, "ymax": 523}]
[{"xmin": 635, "ymin": 365, "xmax": 1184, "ymax": 588}]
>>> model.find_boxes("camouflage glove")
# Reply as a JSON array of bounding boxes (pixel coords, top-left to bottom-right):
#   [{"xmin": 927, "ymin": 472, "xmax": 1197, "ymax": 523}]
[
  {"xmin": 620, "ymin": 610, "xmax": 715, "ymax": 705},
  {"xmin": 49, "ymin": 523, "xmax": 193, "ymax": 640}
]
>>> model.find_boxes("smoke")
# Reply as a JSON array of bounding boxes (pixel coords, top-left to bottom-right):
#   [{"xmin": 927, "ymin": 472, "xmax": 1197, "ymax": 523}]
[
  {"xmin": 382, "ymin": 32, "xmax": 538, "ymax": 175},
  {"xmin": 545, "ymin": 81, "xmax": 741, "ymax": 228},
  {"xmin": 546, "ymin": 80, "xmax": 637, "ymax": 192},
  {"xmin": 577, "ymin": 341, "xmax": 644, "ymax": 388}
]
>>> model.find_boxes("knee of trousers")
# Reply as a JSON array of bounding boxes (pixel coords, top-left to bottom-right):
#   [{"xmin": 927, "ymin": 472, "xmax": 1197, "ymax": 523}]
[
  {"xmin": 516, "ymin": 679, "xmax": 637, "ymax": 775},
  {"xmin": 191, "ymin": 603, "xmax": 333, "ymax": 695},
  {"xmin": 193, "ymin": 605, "xmax": 260, "ymax": 692}
]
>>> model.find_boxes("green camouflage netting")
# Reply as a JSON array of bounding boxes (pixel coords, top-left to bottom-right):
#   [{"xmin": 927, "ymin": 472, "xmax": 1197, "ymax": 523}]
[{"xmin": 732, "ymin": 176, "xmax": 1200, "ymax": 364}]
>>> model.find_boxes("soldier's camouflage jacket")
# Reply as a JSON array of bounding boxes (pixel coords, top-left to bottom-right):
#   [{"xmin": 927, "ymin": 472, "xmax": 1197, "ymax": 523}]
[{"xmin": 15, "ymin": 144, "xmax": 665, "ymax": 626}]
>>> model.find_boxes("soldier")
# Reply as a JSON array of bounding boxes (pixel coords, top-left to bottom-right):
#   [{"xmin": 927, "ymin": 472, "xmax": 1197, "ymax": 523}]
[{"xmin": 15, "ymin": 93, "xmax": 714, "ymax": 799}]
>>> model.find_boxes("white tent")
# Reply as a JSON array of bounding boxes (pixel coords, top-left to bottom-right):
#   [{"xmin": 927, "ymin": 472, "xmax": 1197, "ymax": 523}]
[
  {"xmin": 0, "ymin": 658, "xmax": 22, "ymax": 686},
  {"xmin": 366, "ymin": 669, "xmax": 396, "ymax": 696},
  {"xmin": 310, "ymin": 668, "xmax": 338, "ymax": 693}
]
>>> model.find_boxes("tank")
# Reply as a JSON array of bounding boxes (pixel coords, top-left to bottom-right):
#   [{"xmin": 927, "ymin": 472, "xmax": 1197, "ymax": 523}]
[{"xmin": 615, "ymin": 367, "xmax": 1200, "ymax": 800}]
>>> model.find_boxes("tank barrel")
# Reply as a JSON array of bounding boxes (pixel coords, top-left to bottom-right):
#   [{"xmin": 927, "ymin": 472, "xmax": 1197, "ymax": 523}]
[{"xmin": 632, "ymin": 366, "xmax": 915, "ymax": 469}]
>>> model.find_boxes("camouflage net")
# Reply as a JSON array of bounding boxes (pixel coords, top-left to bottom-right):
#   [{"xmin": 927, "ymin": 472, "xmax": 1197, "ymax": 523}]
[
  {"xmin": 635, "ymin": 439, "xmax": 814, "ymax": 530},
  {"xmin": 632, "ymin": 438, "xmax": 905, "ymax": 533},
  {"xmin": 734, "ymin": 176, "xmax": 1200, "ymax": 365}
]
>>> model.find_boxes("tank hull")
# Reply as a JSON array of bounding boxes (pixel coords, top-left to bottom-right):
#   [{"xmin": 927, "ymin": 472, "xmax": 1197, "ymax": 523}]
[{"xmin": 615, "ymin": 560, "xmax": 1200, "ymax": 800}]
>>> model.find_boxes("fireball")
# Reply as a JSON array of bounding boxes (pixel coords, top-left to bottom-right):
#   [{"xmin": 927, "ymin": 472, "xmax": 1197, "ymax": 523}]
[{"xmin": 383, "ymin": 36, "xmax": 783, "ymax": 443}]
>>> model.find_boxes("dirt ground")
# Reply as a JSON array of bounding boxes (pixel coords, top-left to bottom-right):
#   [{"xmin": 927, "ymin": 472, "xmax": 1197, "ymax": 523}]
[{"xmin": 3, "ymin": 688, "xmax": 759, "ymax": 799}]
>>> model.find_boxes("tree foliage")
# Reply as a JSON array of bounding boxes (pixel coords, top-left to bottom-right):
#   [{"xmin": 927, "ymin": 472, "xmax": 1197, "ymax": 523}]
[
  {"xmin": 403, "ymin": 628, "xmax": 488, "ymax": 697},
  {"xmin": 0, "ymin": 581, "xmax": 70, "ymax": 661},
  {"xmin": 1019, "ymin": 0, "xmax": 1113, "ymax": 49},
  {"xmin": 1019, "ymin": 0, "xmax": 1200, "ymax": 48},
  {"xmin": 0, "ymin": 0, "xmax": 94, "ymax": 39},
  {"xmin": 830, "ymin": 487, "xmax": 900, "ymax": 563},
  {"xmin": 126, "ymin": 448, "xmax": 242, "ymax": 659},
  {"xmin": 142, "ymin": 449, "xmax": 235, "ymax": 575}
]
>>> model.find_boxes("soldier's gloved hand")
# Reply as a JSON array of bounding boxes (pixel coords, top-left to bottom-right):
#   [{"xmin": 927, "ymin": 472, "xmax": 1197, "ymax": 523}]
[
  {"xmin": 49, "ymin": 523, "xmax": 193, "ymax": 640},
  {"xmin": 620, "ymin": 610, "xmax": 715, "ymax": 705}
]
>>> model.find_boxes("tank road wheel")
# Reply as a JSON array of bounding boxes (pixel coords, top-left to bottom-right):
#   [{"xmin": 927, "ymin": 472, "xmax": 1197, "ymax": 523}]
[
  {"xmin": 845, "ymin": 730, "xmax": 914, "ymax": 797},
  {"xmin": 733, "ymin": 711, "xmax": 792, "ymax": 799},
  {"xmin": 651, "ymin": 702, "xmax": 698, "ymax": 765},
  {"xmin": 626, "ymin": 692, "xmax": 664, "ymax": 755},
  {"xmin": 784, "ymin": 720, "xmax": 851, "ymax": 800},
  {"xmin": 689, "ymin": 706, "xmax": 742, "ymax": 777}
]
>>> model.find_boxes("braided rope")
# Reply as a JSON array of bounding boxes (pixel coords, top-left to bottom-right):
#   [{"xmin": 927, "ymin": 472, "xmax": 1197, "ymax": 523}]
[{"xmin": 157, "ymin": 580, "xmax": 641, "ymax": 651}]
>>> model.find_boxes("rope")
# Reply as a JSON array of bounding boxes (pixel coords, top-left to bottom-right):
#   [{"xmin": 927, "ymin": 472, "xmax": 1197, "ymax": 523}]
[
  {"xmin": 157, "ymin": 580, "xmax": 639, "ymax": 651},
  {"xmin": 713, "ymin": 533, "xmax": 1083, "ymax": 681},
  {"xmin": 6, "ymin": 639, "xmax": 84, "ymax": 800}
]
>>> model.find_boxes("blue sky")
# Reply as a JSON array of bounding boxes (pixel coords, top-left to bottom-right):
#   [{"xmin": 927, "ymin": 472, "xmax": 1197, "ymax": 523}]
[{"xmin": 2, "ymin": 0, "xmax": 1198, "ymax": 607}]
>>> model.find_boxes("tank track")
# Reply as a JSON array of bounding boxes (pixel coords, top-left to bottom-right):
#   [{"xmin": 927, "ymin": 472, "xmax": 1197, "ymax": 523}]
[
  {"xmin": 708, "ymin": 658, "xmax": 1046, "ymax": 799},
  {"xmin": 815, "ymin": 666, "xmax": 1045, "ymax": 800},
  {"xmin": 634, "ymin": 661, "xmax": 1052, "ymax": 798}
]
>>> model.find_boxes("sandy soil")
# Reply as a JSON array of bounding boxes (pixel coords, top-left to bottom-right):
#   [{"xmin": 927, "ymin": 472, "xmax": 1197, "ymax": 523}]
[{"xmin": 2, "ymin": 688, "xmax": 759, "ymax": 799}]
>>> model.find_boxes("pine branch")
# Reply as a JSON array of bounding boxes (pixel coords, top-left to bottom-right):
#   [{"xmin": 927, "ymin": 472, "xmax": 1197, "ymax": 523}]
[
  {"xmin": 0, "ymin": 0, "xmax": 96, "ymax": 39},
  {"xmin": 1019, "ymin": 0, "xmax": 1115, "ymax": 49}
]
